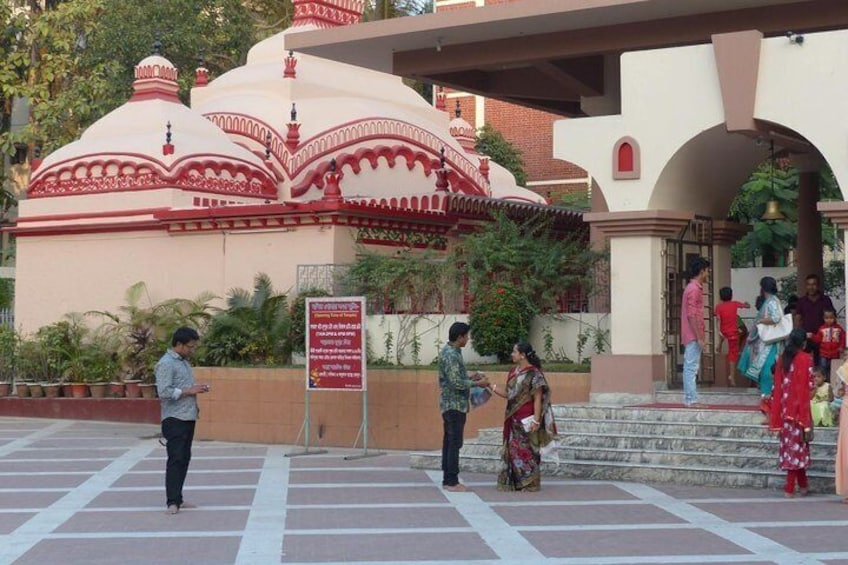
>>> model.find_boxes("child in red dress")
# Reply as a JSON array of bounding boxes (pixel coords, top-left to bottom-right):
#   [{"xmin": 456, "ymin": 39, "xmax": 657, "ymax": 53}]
[{"xmin": 714, "ymin": 286, "xmax": 750, "ymax": 387}]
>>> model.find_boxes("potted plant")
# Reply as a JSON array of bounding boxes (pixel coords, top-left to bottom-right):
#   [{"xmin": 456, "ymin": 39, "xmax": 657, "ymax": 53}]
[
  {"xmin": 0, "ymin": 326, "xmax": 15, "ymax": 397},
  {"xmin": 17, "ymin": 339, "xmax": 53, "ymax": 398},
  {"xmin": 87, "ymin": 281, "xmax": 214, "ymax": 399},
  {"xmin": 84, "ymin": 343, "xmax": 120, "ymax": 399}
]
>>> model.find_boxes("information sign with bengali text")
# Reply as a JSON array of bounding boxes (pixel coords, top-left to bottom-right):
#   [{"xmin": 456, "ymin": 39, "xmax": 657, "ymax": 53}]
[{"xmin": 305, "ymin": 296, "xmax": 366, "ymax": 391}]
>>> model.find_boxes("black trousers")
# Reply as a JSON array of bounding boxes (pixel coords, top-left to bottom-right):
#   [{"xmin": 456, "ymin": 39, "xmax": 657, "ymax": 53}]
[
  {"xmin": 162, "ymin": 417, "xmax": 196, "ymax": 507},
  {"xmin": 441, "ymin": 410, "xmax": 466, "ymax": 486}
]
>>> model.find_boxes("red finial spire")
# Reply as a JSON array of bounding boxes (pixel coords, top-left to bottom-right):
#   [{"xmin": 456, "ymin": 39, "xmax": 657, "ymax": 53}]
[
  {"xmin": 435, "ymin": 86, "xmax": 446, "ymax": 112},
  {"xmin": 284, "ymin": 50, "xmax": 297, "ymax": 79},
  {"xmin": 479, "ymin": 157, "xmax": 490, "ymax": 182},
  {"xmin": 195, "ymin": 56, "xmax": 209, "ymax": 87},
  {"xmin": 435, "ymin": 147, "xmax": 449, "ymax": 192},
  {"xmin": 286, "ymin": 103, "xmax": 301, "ymax": 151},
  {"xmin": 162, "ymin": 121, "xmax": 175, "ymax": 155},
  {"xmin": 323, "ymin": 158, "xmax": 342, "ymax": 201}
]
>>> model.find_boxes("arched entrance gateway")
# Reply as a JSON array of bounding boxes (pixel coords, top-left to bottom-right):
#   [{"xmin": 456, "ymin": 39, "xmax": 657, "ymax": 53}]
[{"xmin": 290, "ymin": 0, "xmax": 848, "ymax": 402}]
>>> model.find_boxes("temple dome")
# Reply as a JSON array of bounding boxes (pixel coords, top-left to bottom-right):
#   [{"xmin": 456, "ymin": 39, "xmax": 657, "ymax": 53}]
[
  {"xmin": 29, "ymin": 54, "xmax": 277, "ymax": 201},
  {"xmin": 192, "ymin": 1, "xmax": 544, "ymax": 208}
]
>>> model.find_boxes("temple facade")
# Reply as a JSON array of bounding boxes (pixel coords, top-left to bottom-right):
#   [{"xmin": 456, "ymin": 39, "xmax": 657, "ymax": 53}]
[{"xmin": 10, "ymin": 0, "xmax": 567, "ymax": 332}]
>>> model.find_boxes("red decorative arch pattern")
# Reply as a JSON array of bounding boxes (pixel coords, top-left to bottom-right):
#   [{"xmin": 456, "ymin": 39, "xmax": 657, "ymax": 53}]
[
  {"xmin": 205, "ymin": 113, "xmax": 490, "ymax": 197},
  {"xmin": 28, "ymin": 153, "xmax": 277, "ymax": 199}
]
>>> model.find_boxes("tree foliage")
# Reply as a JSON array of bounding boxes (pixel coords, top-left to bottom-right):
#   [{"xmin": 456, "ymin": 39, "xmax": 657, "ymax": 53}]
[
  {"xmin": 361, "ymin": 0, "xmax": 432, "ymax": 21},
  {"xmin": 475, "ymin": 123, "xmax": 527, "ymax": 186}
]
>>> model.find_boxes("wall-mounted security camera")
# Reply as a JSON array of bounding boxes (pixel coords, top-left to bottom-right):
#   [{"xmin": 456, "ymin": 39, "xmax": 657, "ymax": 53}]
[{"xmin": 786, "ymin": 31, "xmax": 805, "ymax": 45}]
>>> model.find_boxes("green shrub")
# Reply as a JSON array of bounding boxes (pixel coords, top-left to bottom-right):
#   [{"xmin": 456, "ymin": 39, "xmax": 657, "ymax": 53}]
[
  {"xmin": 289, "ymin": 288, "xmax": 331, "ymax": 355},
  {"xmin": 469, "ymin": 284, "xmax": 535, "ymax": 362}
]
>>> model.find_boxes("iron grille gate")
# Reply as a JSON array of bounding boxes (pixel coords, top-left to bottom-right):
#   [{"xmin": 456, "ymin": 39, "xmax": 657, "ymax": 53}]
[{"xmin": 663, "ymin": 217, "xmax": 715, "ymax": 388}]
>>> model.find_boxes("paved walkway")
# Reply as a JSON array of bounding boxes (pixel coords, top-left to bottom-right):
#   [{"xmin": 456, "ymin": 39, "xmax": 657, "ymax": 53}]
[{"xmin": 1, "ymin": 418, "xmax": 848, "ymax": 564}]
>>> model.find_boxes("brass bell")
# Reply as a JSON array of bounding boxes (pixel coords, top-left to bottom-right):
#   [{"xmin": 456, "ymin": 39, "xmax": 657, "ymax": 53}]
[{"xmin": 761, "ymin": 200, "xmax": 785, "ymax": 221}]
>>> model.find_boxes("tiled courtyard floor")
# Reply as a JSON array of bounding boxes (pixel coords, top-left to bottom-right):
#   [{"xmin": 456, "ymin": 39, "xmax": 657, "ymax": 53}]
[{"xmin": 1, "ymin": 418, "xmax": 848, "ymax": 564}]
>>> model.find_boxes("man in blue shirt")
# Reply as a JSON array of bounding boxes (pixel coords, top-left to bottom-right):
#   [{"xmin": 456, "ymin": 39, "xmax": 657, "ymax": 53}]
[
  {"xmin": 155, "ymin": 327, "xmax": 210, "ymax": 515},
  {"xmin": 439, "ymin": 322, "xmax": 488, "ymax": 492}
]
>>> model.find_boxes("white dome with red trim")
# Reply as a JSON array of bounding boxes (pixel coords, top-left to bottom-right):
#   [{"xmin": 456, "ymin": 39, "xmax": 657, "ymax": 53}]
[
  {"xmin": 29, "ymin": 54, "xmax": 277, "ymax": 201},
  {"xmin": 190, "ymin": 0, "xmax": 544, "ymax": 209}
]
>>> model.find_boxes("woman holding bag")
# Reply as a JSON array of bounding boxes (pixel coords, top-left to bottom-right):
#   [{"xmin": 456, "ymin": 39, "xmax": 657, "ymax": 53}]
[
  {"xmin": 491, "ymin": 341, "xmax": 556, "ymax": 492},
  {"xmin": 739, "ymin": 276, "xmax": 786, "ymax": 412}
]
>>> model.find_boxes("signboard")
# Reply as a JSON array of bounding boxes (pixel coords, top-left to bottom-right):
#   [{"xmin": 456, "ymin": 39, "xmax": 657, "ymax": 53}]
[{"xmin": 305, "ymin": 296, "xmax": 366, "ymax": 391}]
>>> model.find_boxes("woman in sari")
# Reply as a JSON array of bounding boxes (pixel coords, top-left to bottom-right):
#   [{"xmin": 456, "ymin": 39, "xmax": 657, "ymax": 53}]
[
  {"xmin": 739, "ymin": 276, "xmax": 783, "ymax": 412},
  {"xmin": 491, "ymin": 341, "xmax": 556, "ymax": 492},
  {"xmin": 835, "ymin": 360, "xmax": 848, "ymax": 501},
  {"xmin": 769, "ymin": 328, "xmax": 814, "ymax": 497}
]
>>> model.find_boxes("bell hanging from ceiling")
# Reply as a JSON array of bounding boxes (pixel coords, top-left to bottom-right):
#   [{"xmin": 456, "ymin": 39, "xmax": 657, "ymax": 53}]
[{"xmin": 761, "ymin": 200, "xmax": 785, "ymax": 221}]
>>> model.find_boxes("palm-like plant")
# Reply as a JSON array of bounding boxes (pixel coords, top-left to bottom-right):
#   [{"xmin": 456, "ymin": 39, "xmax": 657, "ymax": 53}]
[
  {"xmin": 199, "ymin": 273, "xmax": 291, "ymax": 366},
  {"xmin": 89, "ymin": 282, "xmax": 215, "ymax": 382}
]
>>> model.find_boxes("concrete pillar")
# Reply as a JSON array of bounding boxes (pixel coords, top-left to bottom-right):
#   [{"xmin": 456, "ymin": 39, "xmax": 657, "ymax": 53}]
[
  {"xmin": 793, "ymin": 154, "xmax": 824, "ymax": 294},
  {"xmin": 818, "ymin": 202, "xmax": 848, "ymax": 322},
  {"xmin": 711, "ymin": 220, "xmax": 751, "ymax": 387},
  {"xmin": 583, "ymin": 210, "xmax": 692, "ymax": 404}
]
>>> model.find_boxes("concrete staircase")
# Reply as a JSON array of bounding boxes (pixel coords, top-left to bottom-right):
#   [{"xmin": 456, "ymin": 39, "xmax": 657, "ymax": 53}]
[{"xmin": 410, "ymin": 389, "xmax": 839, "ymax": 492}]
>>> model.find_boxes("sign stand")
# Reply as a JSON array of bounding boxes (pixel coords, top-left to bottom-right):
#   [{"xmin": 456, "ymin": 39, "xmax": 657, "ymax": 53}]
[
  {"xmin": 344, "ymin": 389, "xmax": 384, "ymax": 460},
  {"xmin": 285, "ymin": 389, "xmax": 327, "ymax": 457},
  {"xmin": 289, "ymin": 296, "xmax": 380, "ymax": 460}
]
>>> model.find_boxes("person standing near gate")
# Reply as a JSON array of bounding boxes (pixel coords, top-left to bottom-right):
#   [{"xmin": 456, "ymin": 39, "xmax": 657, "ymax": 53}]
[
  {"xmin": 156, "ymin": 327, "xmax": 210, "ymax": 515},
  {"xmin": 439, "ymin": 322, "xmax": 489, "ymax": 492},
  {"xmin": 681, "ymin": 257, "xmax": 710, "ymax": 407}
]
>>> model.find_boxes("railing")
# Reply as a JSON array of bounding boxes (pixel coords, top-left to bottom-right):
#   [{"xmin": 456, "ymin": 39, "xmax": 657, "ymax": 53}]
[{"xmin": 0, "ymin": 308, "xmax": 13, "ymax": 328}]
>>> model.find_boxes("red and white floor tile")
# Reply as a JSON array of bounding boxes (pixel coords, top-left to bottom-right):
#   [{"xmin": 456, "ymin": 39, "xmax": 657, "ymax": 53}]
[{"xmin": 1, "ymin": 417, "xmax": 848, "ymax": 564}]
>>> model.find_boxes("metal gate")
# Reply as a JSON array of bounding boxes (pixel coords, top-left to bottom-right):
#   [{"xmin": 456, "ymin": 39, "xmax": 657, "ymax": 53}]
[{"xmin": 663, "ymin": 217, "xmax": 715, "ymax": 388}]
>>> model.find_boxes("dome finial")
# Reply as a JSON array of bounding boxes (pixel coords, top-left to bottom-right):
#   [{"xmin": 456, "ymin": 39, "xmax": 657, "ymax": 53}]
[
  {"xmin": 162, "ymin": 121, "xmax": 174, "ymax": 155},
  {"xmin": 454, "ymin": 100, "xmax": 461, "ymax": 119},
  {"xmin": 435, "ymin": 147, "xmax": 449, "ymax": 192},
  {"xmin": 284, "ymin": 50, "xmax": 298, "ymax": 79},
  {"xmin": 152, "ymin": 32, "xmax": 163, "ymax": 56},
  {"xmin": 286, "ymin": 104, "xmax": 301, "ymax": 150}
]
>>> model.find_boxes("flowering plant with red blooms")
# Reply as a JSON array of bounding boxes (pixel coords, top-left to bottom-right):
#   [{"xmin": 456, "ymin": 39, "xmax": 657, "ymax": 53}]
[{"xmin": 469, "ymin": 283, "xmax": 535, "ymax": 362}]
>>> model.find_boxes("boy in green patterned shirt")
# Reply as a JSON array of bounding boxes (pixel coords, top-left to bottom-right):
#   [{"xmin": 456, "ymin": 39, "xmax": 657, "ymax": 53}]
[{"xmin": 439, "ymin": 322, "xmax": 489, "ymax": 492}]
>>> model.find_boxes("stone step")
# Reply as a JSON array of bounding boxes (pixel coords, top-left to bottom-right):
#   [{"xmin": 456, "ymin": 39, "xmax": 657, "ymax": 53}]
[
  {"xmin": 461, "ymin": 432, "xmax": 838, "ymax": 460},
  {"xmin": 409, "ymin": 451, "xmax": 836, "ymax": 493},
  {"xmin": 563, "ymin": 431, "xmax": 838, "ymax": 457},
  {"xmin": 561, "ymin": 445, "xmax": 836, "ymax": 474},
  {"xmin": 554, "ymin": 404, "xmax": 765, "ymax": 424},
  {"xmin": 553, "ymin": 418, "xmax": 841, "ymax": 441},
  {"xmin": 654, "ymin": 389, "xmax": 761, "ymax": 406}
]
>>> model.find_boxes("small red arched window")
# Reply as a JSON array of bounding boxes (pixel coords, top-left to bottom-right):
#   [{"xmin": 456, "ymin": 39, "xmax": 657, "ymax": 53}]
[{"xmin": 613, "ymin": 136, "xmax": 640, "ymax": 180}]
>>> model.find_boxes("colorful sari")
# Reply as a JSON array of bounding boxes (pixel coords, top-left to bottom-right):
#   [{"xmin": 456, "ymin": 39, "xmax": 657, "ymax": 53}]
[
  {"xmin": 738, "ymin": 293, "xmax": 782, "ymax": 396},
  {"xmin": 496, "ymin": 365, "xmax": 556, "ymax": 492}
]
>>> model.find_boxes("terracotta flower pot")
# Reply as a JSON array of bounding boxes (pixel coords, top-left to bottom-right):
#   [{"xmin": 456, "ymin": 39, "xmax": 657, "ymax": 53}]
[
  {"xmin": 108, "ymin": 382, "xmax": 125, "ymax": 398},
  {"xmin": 88, "ymin": 382, "xmax": 108, "ymax": 399},
  {"xmin": 70, "ymin": 383, "xmax": 89, "ymax": 398},
  {"xmin": 139, "ymin": 383, "xmax": 158, "ymax": 399},
  {"xmin": 124, "ymin": 380, "xmax": 142, "ymax": 398},
  {"xmin": 61, "ymin": 383, "xmax": 74, "ymax": 398},
  {"xmin": 0, "ymin": 382, "xmax": 10, "ymax": 397},
  {"xmin": 42, "ymin": 383, "xmax": 61, "ymax": 398},
  {"xmin": 28, "ymin": 383, "xmax": 44, "ymax": 398},
  {"xmin": 15, "ymin": 382, "xmax": 30, "ymax": 397}
]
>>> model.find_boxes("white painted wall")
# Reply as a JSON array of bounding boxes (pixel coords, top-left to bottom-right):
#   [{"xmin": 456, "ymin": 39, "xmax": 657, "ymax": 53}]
[{"xmin": 363, "ymin": 313, "xmax": 610, "ymax": 366}]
